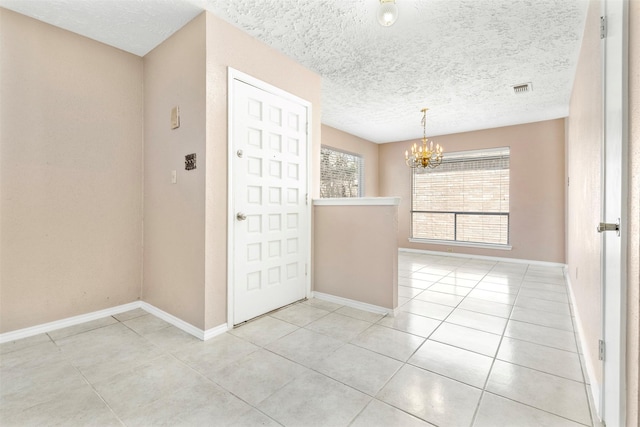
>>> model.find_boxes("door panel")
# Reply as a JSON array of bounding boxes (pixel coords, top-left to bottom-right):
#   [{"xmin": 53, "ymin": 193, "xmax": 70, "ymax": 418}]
[
  {"xmin": 231, "ymin": 78, "xmax": 308, "ymax": 324},
  {"xmin": 600, "ymin": 0, "xmax": 628, "ymax": 425}
]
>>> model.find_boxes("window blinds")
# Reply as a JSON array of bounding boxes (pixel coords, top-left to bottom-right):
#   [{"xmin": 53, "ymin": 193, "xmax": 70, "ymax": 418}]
[
  {"xmin": 412, "ymin": 147, "xmax": 510, "ymax": 245},
  {"xmin": 320, "ymin": 147, "xmax": 364, "ymax": 198}
]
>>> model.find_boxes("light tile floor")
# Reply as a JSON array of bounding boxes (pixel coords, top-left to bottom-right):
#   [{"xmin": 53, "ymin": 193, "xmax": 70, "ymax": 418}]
[{"xmin": 1, "ymin": 252, "xmax": 600, "ymax": 426}]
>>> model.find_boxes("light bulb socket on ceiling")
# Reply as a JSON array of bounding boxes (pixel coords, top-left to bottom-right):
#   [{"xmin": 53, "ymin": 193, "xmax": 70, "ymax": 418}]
[{"xmin": 377, "ymin": 0, "xmax": 398, "ymax": 27}]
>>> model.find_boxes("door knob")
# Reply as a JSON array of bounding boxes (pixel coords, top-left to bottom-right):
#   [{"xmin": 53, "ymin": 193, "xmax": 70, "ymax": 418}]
[{"xmin": 236, "ymin": 212, "xmax": 247, "ymax": 221}]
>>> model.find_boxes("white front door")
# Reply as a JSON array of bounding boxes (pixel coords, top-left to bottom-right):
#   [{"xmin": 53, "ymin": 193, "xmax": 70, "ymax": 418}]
[
  {"xmin": 599, "ymin": 0, "xmax": 628, "ymax": 425},
  {"xmin": 230, "ymin": 73, "xmax": 309, "ymax": 325}
]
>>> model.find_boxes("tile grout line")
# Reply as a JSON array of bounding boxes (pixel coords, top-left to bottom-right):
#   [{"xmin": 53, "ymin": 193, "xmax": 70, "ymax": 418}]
[
  {"xmin": 49, "ymin": 314, "xmax": 147, "ymax": 427},
  {"xmin": 399, "ymin": 257, "xmax": 507, "ymax": 426},
  {"xmin": 402, "ymin": 258, "xmax": 591, "ymax": 426},
  {"xmin": 139, "ymin": 318, "xmax": 284, "ymax": 426},
  {"xmin": 237, "ymin": 308, "xmax": 377, "ymax": 426},
  {"xmin": 396, "ymin": 258, "xmax": 584, "ymax": 423},
  {"xmin": 468, "ymin": 262, "xmax": 529, "ymax": 427},
  {"xmin": 240, "ymin": 302, "xmax": 437, "ymax": 425}
]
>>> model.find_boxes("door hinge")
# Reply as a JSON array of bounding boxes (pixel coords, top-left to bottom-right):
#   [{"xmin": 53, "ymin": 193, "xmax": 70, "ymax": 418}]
[
  {"xmin": 600, "ymin": 16, "xmax": 607, "ymax": 39},
  {"xmin": 599, "ymin": 339, "xmax": 605, "ymax": 361},
  {"xmin": 305, "ymin": 193, "xmax": 309, "ymax": 205},
  {"xmin": 305, "ymin": 264, "xmax": 308, "ymax": 276}
]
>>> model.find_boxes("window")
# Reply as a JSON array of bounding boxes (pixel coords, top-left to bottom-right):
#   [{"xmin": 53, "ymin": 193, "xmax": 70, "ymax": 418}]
[
  {"xmin": 320, "ymin": 146, "xmax": 364, "ymax": 198},
  {"xmin": 411, "ymin": 147, "xmax": 510, "ymax": 246}
]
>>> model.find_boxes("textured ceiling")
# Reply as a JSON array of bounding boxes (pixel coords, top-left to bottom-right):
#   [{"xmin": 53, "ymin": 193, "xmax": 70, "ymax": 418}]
[{"xmin": 0, "ymin": 0, "xmax": 589, "ymax": 143}]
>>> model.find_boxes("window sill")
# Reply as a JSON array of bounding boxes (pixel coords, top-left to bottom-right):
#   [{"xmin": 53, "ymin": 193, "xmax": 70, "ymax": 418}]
[
  {"xmin": 313, "ymin": 197, "xmax": 400, "ymax": 206},
  {"xmin": 408, "ymin": 238, "xmax": 512, "ymax": 251}
]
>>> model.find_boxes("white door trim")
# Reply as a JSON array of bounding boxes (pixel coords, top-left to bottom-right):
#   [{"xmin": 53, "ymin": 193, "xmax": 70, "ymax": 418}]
[
  {"xmin": 599, "ymin": 0, "xmax": 629, "ymax": 425},
  {"xmin": 227, "ymin": 68, "xmax": 312, "ymax": 327}
]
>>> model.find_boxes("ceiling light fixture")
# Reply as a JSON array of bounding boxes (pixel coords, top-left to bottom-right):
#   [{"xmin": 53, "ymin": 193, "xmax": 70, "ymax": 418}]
[
  {"xmin": 377, "ymin": 0, "xmax": 398, "ymax": 27},
  {"xmin": 405, "ymin": 108, "xmax": 444, "ymax": 171}
]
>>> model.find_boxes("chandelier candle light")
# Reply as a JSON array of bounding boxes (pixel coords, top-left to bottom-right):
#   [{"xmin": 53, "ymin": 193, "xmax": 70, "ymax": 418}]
[{"xmin": 405, "ymin": 108, "xmax": 444, "ymax": 170}]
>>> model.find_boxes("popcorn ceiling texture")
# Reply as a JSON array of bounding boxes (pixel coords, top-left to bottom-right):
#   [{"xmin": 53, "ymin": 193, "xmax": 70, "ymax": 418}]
[{"xmin": 0, "ymin": 0, "xmax": 588, "ymax": 142}]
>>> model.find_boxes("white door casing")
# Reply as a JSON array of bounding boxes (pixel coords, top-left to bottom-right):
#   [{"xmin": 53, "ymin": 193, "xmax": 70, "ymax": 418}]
[
  {"xmin": 599, "ymin": 0, "xmax": 629, "ymax": 425},
  {"xmin": 228, "ymin": 70, "xmax": 311, "ymax": 325}
]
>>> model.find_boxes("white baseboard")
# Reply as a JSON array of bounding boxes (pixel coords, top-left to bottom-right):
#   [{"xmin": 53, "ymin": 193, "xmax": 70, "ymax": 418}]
[
  {"xmin": 0, "ymin": 301, "xmax": 228, "ymax": 344},
  {"xmin": 140, "ymin": 302, "xmax": 228, "ymax": 341},
  {"xmin": 565, "ymin": 270, "xmax": 602, "ymax": 422},
  {"xmin": 203, "ymin": 323, "xmax": 230, "ymax": 340},
  {"xmin": 312, "ymin": 291, "xmax": 396, "ymax": 316},
  {"xmin": 399, "ymin": 247, "xmax": 567, "ymax": 268},
  {"xmin": 0, "ymin": 301, "xmax": 142, "ymax": 344}
]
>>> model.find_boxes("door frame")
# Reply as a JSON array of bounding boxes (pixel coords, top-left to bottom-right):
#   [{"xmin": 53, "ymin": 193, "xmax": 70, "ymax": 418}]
[
  {"xmin": 226, "ymin": 67, "xmax": 313, "ymax": 327},
  {"xmin": 599, "ymin": 0, "xmax": 629, "ymax": 425}
]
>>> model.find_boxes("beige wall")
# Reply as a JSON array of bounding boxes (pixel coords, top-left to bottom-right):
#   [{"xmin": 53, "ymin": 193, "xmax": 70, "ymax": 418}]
[
  {"xmin": 142, "ymin": 14, "xmax": 207, "ymax": 329},
  {"xmin": 1, "ymin": 9, "xmax": 321, "ymax": 334},
  {"xmin": 627, "ymin": 0, "xmax": 639, "ymax": 424},
  {"xmin": 0, "ymin": 9, "xmax": 144, "ymax": 333},
  {"xmin": 566, "ymin": 0, "xmax": 603, "ymax": 393},
  {"xmin": 379, "ymin": 119, "xmax": 566, "ymax": 263},
  {"xmin": 321, "ymin": 125, "xmax": 380, "ymax": 197},
  {"xmin": 314, "ymin": 202, "xmax": 398, "ymax": 309}
]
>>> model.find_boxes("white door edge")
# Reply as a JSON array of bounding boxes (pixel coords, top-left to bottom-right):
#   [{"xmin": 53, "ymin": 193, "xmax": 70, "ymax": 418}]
[
  {"xmin": 599, "ymin": 0, "xmax": 629, "ymax": 425},
  {"xmin": 226, "ymin": 67, "xmax": 312, "ymax": 328}
]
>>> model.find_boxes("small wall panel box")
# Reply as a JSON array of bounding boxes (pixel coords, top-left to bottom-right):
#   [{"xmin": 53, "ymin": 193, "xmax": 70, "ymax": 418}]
[
  {"xmin": 185, "ymin": 153, "xmax": 196, "ymax": 170},
  {"xmin": 171, "ymin": 106, "xmax": 180, "ymax": 129}
]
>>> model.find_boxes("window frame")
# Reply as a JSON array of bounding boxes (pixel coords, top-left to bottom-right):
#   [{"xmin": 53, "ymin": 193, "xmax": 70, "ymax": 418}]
[
  {"xmin": 319, "ymin": 145, "xmax": 365, "ymax": 198},
  {"xmin": 409, "ymin": 146, "xmax": 512, "ymax": 250}
]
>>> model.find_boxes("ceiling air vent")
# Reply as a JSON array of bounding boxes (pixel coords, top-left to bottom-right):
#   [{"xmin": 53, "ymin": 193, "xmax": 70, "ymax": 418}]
[{"xmin": 512, "ymin": 82, "xmax": 533, "ymax": 94}]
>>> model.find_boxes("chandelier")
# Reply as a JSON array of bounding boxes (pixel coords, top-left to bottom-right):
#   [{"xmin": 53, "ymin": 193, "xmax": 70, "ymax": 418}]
[{"xmin": 405, "ymin": 108, "xmax": 443, "ymax": 170}]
